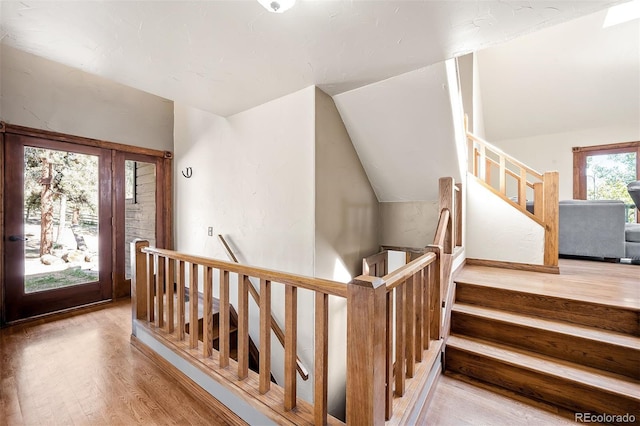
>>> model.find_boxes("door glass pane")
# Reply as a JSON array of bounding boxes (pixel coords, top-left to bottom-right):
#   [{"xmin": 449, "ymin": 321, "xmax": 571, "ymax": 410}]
[
  {"xmin": 124, "ymin": 160, "xmax": 156, "ymax": 280},
  {"xmin": 24, "ymin": 147, "xmax": 99, "ymax": 293},
  {"xmin": 586, "ymin": 152, "xmax": 637, "ymax": 222}
]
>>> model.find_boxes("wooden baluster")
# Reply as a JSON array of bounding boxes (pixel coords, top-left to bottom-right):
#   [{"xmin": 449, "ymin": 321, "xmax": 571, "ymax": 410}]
[
  {"xmin": 203, "ymin": 266, "xmax": 214, "ymax": 358},
  {"xmin": 146, "ymin": 253, "xmax": 155, "ymax": 323},
  {"xmin": 486, "ymin": 158, "xmax": 492, "ymax": 186},
  {"xmin": 285, "ymin": 285, "xmax": 298, "ymax": 411},
  {"xmin": 346, "ymin": 276, "xmax": 386, "ymax": 426},
  {"xmin": 238, "ymin": 274, "xmax": 249, "ymax": 380},
  {"xmin": 259, "ymin": 279, "xmax": 272, "ymax": 394},
  {"xmin": 189, "ymin": 263, "xmax": 199, "ymax": 349},
  {"xmin": 431, "ymin": 252, "xmax": 441, "ymax": 340},
  {"xmin": 414, "ymin": 270, "xmax": 423, "ymax": 363},
  {"xmin": 130, "ymin": 240, "xmax": 149, "ymax": 321},
  {"xmin": 499, "ymin": 156, "xmax": 506, "ymax": 195},
  {"xmin": 155, "ymin": 255, "xmax": 165, "ymax": 328},
  {"xmin": 423, "ymin": 264, "xmax": 431, "ymax": 350},
  {"xmin": 177, "ymin": 260, "xmax": 186, "ymax": 340},
  {"xmin": 455, "ymin": 183, "xmax": 463, "ymax": 247},
  {"xmin": 314, "ymin": 292, "xmax": 328, "ymax": 425},
  {"xmin": 219, "ymin": 269, "xmax": 230, "ymax": 368},
  {"xmin": 519, "ymin": 169, "xmax": 527, "ymax": 208},
  {"xmin": 166, "ymin": 258, "xmax": 175, "ymax": 333},
  {"xmin": 405, "ymin": 276, "xmax": 415, "ymax": 378},
  {"xmin": 395, "ymin": 282, "xmax": 406, "ymax": 396},
  {"xmin": 385, "ymin": 290, "xmax": 394, "ymax": 421}
]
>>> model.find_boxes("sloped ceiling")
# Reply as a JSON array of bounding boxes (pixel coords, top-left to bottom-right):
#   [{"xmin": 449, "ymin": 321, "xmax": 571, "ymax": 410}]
[
  {"xmin": 0, "ymin": 0, "xmax": 623, "ymax": 117},
  {"xmin": 479, "ymin": 6, "xmax": 640, "ymax": 141},
  {"xmin": 334, "ymin": 63, "xmax": 459, "ymax": 202}
]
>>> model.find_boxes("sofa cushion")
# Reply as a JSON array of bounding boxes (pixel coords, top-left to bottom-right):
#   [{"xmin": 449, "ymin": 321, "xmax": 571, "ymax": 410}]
[
  {"xmin": 625, "ymin": 223, "xmax": 640, "ymax": 243},
  {"xmin": 559, "ymin": 200, "xmax": 626, "ymax": 259}
]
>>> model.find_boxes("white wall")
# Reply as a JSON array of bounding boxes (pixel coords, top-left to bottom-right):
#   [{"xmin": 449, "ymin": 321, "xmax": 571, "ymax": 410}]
[
  {"xmin": 173, "ymin": 87, "xmax": 317, "ymax": 405},
  {"xmin": 334, "ymin": 62, "xmax": 461, "ymax": 202},
  {"xmin": 1, "ymin": 46, "xmax": 173, "ymax": 150},
  {"xmin": 477, "ymin": 8, "xmax": 639, "ymax": 200},
  {"xmin": 466, "ymin": 177, "xmax": 544, "ymax": 264},
  {"xmin": 379, "ymin": 201, "xmax": 439, "ymax": 248},
  {"xmin": 314, "ymin": 88, "xmax": 379, "ymax": 419}
]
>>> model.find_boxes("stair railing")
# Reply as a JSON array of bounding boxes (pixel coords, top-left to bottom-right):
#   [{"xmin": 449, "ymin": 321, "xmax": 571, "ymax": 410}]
[
  {"xmin": 131, "ymin": 236, "xmax": 443, "ymax": 425},
  {"xmin": 217, "ymin": 234, "xmax": 309, "ymax": 381},
  {"xmin": 466, "ymin": 119, "xmax": 559, "ymax": 267},
  {"xmin": 359, "ymin": 177, "xmax": 464, "ymax": 422}
]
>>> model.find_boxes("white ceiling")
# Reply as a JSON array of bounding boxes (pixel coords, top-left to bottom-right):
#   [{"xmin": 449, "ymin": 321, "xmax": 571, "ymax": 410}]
[
  {"xmin": 479, "ymin": 6, "xmax": 640, "ymax": 141},
  {"xmin": 0, "ymin": 0, "xmax": 624, "ymax": 117}
]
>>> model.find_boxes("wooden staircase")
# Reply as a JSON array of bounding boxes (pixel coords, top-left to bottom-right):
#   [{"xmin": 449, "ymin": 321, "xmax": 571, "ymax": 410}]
[
  {"xmin": 184, "ymin": 292, "xmax": 261, "ymax": 376},
  {"xmin": 445, "ymin": 263, "xmax": 640, "ymax": 419}
]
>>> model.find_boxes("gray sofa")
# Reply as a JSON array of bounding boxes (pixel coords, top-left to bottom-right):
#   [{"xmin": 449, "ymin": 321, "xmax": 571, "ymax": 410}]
[{"xmin": 559, "ymin": 200, "xmax": 626, "ymax": 260}]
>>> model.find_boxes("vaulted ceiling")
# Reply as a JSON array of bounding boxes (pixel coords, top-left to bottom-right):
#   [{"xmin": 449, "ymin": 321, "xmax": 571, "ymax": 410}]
[{"xmin": 0, "ymin": 0, "xmax": 624, "ymax": 117}]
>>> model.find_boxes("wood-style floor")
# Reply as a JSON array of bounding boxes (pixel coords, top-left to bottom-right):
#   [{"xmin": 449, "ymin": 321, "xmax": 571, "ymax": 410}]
[
  {"xmin": 2, "ymin": 263, "xmax": 618, "ymax": 426},
  {"xmin": 457, "ymin": 258, "xmax": 639, "ymax": 310},
  {"xmin": 0, "ymin": 300, "xmax": 238, "ymax": 426}
]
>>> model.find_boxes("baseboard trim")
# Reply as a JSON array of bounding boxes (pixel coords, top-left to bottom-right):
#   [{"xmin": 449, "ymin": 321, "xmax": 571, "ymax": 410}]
[{"xmin": 466, "ymin": 258, "xmax": 559, "ymax": 274}]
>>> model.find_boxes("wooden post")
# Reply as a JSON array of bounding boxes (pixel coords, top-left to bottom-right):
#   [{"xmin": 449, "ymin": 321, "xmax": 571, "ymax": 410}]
[
  {"xmin": 543, "ymin": 171, "xmax": 559, "ymax": 267},
  {"xmin": 314, "ymin": 292, "xmax": 328, "ymax": 425},
  {"xmin": 439, "ymin": 177, "xmax": 455, "ymax": 254},
  {"xmin": 455, "ymin": 183, "xmax": 463, "ymax": 247},
  {"xmin": 130, "ymin": 240, "xmax": 150, "ymax": 321},
  {"xmin": 346, "ymin": 276, "xmax": 386, "ymax": 426},
  {"xmin": 425, "ymin": 245, "xmax": 442, "ymax": 340}
]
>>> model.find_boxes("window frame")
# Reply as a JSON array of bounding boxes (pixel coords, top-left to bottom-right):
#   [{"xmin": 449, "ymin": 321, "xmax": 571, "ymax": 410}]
[{"xmin": 573, "ymin": 141, "xmax": 640, "ymax": 223}]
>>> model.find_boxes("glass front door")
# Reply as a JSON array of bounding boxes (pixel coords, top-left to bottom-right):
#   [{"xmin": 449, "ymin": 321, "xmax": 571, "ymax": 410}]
[{"xmin": 5, "ymin": 134, "xmax": 112, "ymax": 322}]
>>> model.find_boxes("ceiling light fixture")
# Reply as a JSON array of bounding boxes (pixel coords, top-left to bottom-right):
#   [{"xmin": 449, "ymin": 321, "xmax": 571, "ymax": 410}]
[{"xmin": 257, "ymin": 0, "xmax": 296, "ymax": 14}]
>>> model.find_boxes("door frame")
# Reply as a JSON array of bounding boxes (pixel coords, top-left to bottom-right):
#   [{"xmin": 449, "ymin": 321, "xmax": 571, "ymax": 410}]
[{"xmin": 1, "ymin": 122, "xmax": 173, "ymax": 326}]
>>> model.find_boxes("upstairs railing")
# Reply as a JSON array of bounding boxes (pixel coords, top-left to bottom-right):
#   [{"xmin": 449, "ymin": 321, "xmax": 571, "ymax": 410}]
[
  {"xmin": 131, "ymin": 237, "xmax": 443, "ymax": 424},
  {"xmin": 360, "ymin": 177, "xmax": 461, "ymax": 421},
  {"xmin": 466, "ymin": 119, "xmax": 559, "ymax": 267}
]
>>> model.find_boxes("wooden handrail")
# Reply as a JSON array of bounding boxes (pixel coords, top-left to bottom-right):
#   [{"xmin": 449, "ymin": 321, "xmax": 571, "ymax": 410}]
[
  {"xmin": 466, "ymin": 119, "xmax": 559, "ymax": 268},
  {"xmin": 217, "ymin": 235, "xmax": 309, "ymax": 381},
  {"xmin": 432, "ymin": 208, "xmax": 450, "ymax": 250},
  {"xmin": 142, "ymin": 246, "xmax": 347, "ymax": 298}
]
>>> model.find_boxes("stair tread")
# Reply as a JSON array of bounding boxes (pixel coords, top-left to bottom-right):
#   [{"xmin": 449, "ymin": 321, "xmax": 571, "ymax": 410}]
[
  {"xmin": 447, "ymin": 335, "xmax": 640, "ymax": 399},
  {"xmin": 452, "ymin": 303, "xmax": 640, "ymax": 349},
  {"xmin": 454, "ymin": 266, "xmax": 639, "ymax": 311}
]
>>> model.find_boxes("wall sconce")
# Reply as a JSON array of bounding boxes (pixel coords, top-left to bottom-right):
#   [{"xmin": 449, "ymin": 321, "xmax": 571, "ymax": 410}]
[{"xmin": 257, "ymin": 0, "xmax": 296, "ymax": 14}]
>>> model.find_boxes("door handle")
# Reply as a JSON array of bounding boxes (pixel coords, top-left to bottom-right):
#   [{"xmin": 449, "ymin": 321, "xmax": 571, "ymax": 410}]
[{"xmin": 8, "ymin": 235, "xmax": 28, "ymax": 242}]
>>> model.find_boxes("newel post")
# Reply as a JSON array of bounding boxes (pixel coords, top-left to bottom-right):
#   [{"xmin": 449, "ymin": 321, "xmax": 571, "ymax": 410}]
[
  {"xmin": 346, "ymin": 275, "xmax": 386, "ymax": 425},
  {"xmin": 131, "ymin": 239, "xmax": 150, "ymax": 322},
  {"xmin": 543, "ymin": 172, "xmax": 559, "ymax": 267}
]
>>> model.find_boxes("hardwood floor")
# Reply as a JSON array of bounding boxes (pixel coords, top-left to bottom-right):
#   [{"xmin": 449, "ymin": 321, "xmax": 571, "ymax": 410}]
[
  {"xmin": 423, "ymin": 375, "xmax": 576, "ymax": 425},
  {"xmin": 455, "ymin": 258, "xmax": 639, "ymax": 310},
  {"xmin": 2, "ymin": 296, "xmax": 602, "ymax": 426},
  {"xmin": 0, "ymin": 300, "xmax": 242, "ymax": 425}
]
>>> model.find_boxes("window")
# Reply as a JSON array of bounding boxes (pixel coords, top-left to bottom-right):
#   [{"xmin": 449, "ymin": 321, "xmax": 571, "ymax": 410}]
[
  {"xmin": 125, "ymin": 160, "xmax": 137, "ymax": 203},
  {"xmin": 573, "ymin": 142, "xmax": 640, "ymax": 223}
]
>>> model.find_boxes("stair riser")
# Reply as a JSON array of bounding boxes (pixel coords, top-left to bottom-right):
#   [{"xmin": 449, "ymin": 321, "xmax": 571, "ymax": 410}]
[
  {"xmin": 455, "ymin": 283, "xmax": 639, "ymax": 336},
  {"xmin": 446, "ymin": 347, "xmax": 639, "ymax": 417},
  {"xmin": 451, "ymin": 313, "xmax": 639, "ymax": 380}
]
